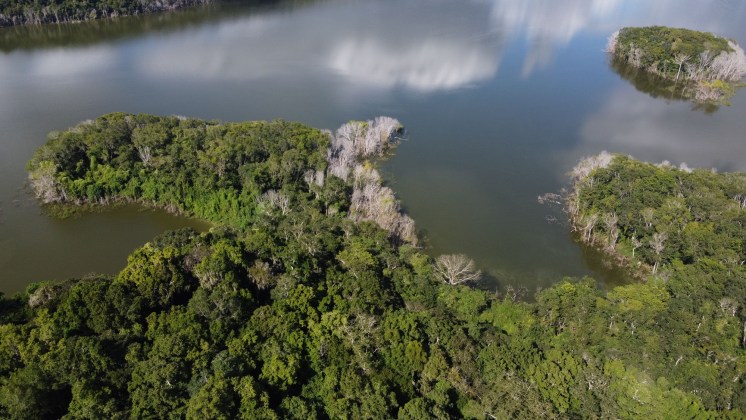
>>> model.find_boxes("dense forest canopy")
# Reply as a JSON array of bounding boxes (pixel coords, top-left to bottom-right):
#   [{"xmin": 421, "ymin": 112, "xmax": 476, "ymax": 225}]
[
  {"xmin": 606, "ymin": 26, "xmax": 746, "ymax": 103},
  {"xmin": 0, "ymin": 0, "xmax": 211, "ymax": 27},
  {"xmin": 1, "ymin": 116, "xmax": 744, "ymax": 417}
]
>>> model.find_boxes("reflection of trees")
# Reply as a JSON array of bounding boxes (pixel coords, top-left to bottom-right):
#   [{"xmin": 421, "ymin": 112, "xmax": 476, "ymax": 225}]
[
  {"xmin": 0, "ymin": 1, "xmax": 294, "ymax": 53},
  {"xmin": 609, "ymin": 57, "xmax": 720, "ymax": 114}
]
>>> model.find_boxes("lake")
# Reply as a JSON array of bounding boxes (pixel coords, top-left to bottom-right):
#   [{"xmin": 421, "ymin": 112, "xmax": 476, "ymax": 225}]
[{"xmin": 1, "ymin": 0, "xmax": 745, "ymax": 295}]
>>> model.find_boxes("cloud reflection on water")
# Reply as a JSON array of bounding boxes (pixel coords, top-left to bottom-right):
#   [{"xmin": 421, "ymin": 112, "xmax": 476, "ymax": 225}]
[
  {"xmin": 128, "ymin": 0, "xmax": 745, "ymax": 92},
  {"xmin": 130, "ymin": 0, "xmax": 635, "ymax": 91},
  {"xmin": 488, "ymin": 0, "xmax": 621, "ymax": 76},
  {"xmin": 328, "ymin": 39, "xmax": 499, "ymax": 92},
  {"xmin": 32, "ymin": 46, "xmax": 116, "ymax": 78},
  {"xmin": 135, "ymin": 0, "xmax": 505, "ymax": 92},
  {"xmin": 579, "ymin": 87, "xmax": 746, "ymax": 172}
]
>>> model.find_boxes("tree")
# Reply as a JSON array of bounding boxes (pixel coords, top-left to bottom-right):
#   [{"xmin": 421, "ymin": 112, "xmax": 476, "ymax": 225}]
[
  {"xmin": 433, "ymin": 254, "xmax": 482, "ymax": 285},
  {"xmin": 673, "ymin": 53, "xmax": 690, "ymax": 82},
  {"xmin": 649, "ymin": 232, "xmax": 667, "ymax": 274},
  {"xmin": 28, "ymin": 160, "xmax": 65, "ymax": 203}
]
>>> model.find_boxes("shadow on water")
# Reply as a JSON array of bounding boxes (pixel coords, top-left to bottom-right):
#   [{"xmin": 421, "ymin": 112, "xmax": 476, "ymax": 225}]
[
  {"xmin": 574, "ymin": 233, "xmax": 637, "ymax": 291},
  {"xmin": 0, "ymin": 0, "xmax": 316, "ymax": 53},
  {"xmin": 609, "ymin": 57, "xmax": 720, "ymax": 114}
]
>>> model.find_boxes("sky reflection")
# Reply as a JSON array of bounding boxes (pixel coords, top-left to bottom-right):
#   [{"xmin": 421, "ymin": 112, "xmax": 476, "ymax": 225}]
[
  {"xmin": 579, "ymin": 87, "xmax": 746, "ymax": 172},
  {"xmin": 128, "ymin": 0, "xmax": 746, "ymax": 91}
]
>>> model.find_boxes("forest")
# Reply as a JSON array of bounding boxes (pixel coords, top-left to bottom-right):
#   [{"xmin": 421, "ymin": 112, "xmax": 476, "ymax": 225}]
[
  {"xmin": 0, "ymin": 115, "xmax": 743, "ymax": 417},
  {"xmin": 0, "ymin": 0, "xmax": 211, "ymax": 27},
  {"xmin": 606, "ymin": 26, "xmax": 746, "ymax": 103}
]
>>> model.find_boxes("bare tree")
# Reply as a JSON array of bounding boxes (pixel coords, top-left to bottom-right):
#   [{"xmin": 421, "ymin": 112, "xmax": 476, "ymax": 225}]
[
  {"xmin": 603, "ymin": 212, "xmax": 619, "ymax": 251},
  {"xmin": 709, "ymin": 42, "xmax": 746, "ymax": 81},
  {"xmin": 570, "ymin": 151, "xmax": 614, "ymax": 183},
  {"xmin": 325, "ymin": 117, "xmax": 414, "ymax": 243},
  {"xmin": 689, "ymin": 50, "xmax": 714, "ymax": 81},
  {"xmin": 719, "ymin": 298, "xmax": 739, "ymax": 317},
  {"xmin": 327, "ymin": 127, "xmax": 357, "ymax": 180},
  {"xmin": 303, "ymin": 169, "xmax": 325, "ymax": 188},
  {"xmin": 629, "ymin": 46, "xmax": 644, "ymax": 68},
  {"xmin": 631, "ymin": 235, "xmax": 642, "ymax": 259},
  {"xmin": 650, "ymin": 232, "xmax": 668, "ymax": 274},
  {"xmin": 257, "ymin": 190, "xmax": 290, "ymax": 215},
  {"xmin": 326, "ymin": 117, "xmax": 401, "ymax": 181},
  {"xmin": 581, "ymin": 213, "xmax": 599, "ymax": 243},
  {"xmin": 29, "ymin": 160, "xmax": 66, "ymax": 203},
  {"xmin": 137, "ymin": 145, "xmax": 153, "ymax": 166},
  {"xmin": 732, "ymin": 194, "xmax": 746, "ymax": 209},
  {"xmin": 395, "ymin": 215, "xmax": 417, "ymax": 244},
  {"xmin": 673, "ymin": 53, "xmax": 691, "ymax": 82},
  {"xmin": 349, "ymin": 165, "xmax": 417, "ymax": 244},
  {"xmin": 641, "ymin": 208, "xmax": 655, "ymax": 229},
  {"xmin": 605, "ymin": 31, "xmax": 619, "ymax": 54},
  {"xmin": 434, "ymin": 254, "xmax": 482, "ymax": 285}
]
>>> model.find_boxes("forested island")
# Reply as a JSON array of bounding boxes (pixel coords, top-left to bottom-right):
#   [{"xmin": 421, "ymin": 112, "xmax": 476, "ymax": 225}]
[
  {"xmin": 607, "ymin": 26, "xmax": 746, "ymax": 103},
  {"xmin": 0, "ymin": 0, "xmax": 211, "ymax": 27},
  {"xmin": 0, "ymin": 114, "xmax": 743, "ymax": 417}
]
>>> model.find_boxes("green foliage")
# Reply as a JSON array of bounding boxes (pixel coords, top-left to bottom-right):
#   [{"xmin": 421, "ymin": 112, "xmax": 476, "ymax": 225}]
[
  {"xmin": 615, "ymin": 26, "xmax": 732, "ymax": 79},
  {"xmin": 9, "ymin": 117, "xmax": 746, "ymax": 417},
  {"xmin": 610, "ymin": 26, "xmax": 745, "ymax": 105},
  {"xmin": 570, "ymin": 154, "xmax": 746, "ymax": 414},
  {"xmin": 28, "ymin": 113, "xmax": 330, "ymax": 229}
]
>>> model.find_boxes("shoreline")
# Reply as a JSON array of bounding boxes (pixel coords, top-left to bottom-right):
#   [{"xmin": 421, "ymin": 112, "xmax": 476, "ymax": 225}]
[{"xmin": 0, "ymin": 0, "xmax": 212, "ymax": 28}]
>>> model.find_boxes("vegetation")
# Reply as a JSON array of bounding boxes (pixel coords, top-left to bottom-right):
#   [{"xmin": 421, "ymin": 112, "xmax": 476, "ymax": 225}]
[
  {"xmin": 568, "ymin": 152, "xmax": 746, "ymax": 408},
  {"xmin": 607, "ymin": 26, "xmax": 746, "ymax": 104},
  {"xmin": 2, "ymin": 116, "xmax": 744, "ymax": 417},
  {"xmin": 0, "ymin": 0, "xmax": 211, "ymax": 27},
  {"xmin": 27, "ymin": 112, "xmax": 412, "ymax": 243},
  {"xmin": 0, "ymin": 3, "xmax": 221, "ymax": 52}
]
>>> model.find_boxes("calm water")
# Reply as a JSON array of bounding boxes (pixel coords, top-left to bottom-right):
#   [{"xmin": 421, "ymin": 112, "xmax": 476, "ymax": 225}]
[{"xmin": 1, "ymin": 0, "xmax": 745, "ymax": 294}]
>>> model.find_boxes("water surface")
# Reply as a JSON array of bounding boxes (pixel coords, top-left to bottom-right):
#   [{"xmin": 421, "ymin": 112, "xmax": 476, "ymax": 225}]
[{"xmin": 1, "ymin": 0, "xmax": 745, "ymax": 294}]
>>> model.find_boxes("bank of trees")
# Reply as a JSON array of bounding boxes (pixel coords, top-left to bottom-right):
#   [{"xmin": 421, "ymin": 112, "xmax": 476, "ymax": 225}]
[
  {"xmin": 607, "ymin": 26, "xmax": 746, "ymax": 103},
  {"xmin": 0, "ymin": 0, "xmax": 211, "ymax": 27},
  {"xmin": 567, "ymin": 152, "xmax": 745, "ymax": 412},
  {"xmin": 5, "ymin": 117, "xmax": 745, "ymax": 417}
]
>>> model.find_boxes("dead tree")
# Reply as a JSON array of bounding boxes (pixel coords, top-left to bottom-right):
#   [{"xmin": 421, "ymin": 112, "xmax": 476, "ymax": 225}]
[
  {"xmin": 650, "ymin": 232, "xmax": 668, "ymax": 274},
  {"xmin": 434, "ymin": 254, "xmax": 482, "ymax": 285}
]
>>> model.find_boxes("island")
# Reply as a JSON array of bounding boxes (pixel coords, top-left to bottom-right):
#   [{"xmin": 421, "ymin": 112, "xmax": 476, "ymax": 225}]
[
  {"xmin": 0, "ymin": 115, "xmax": 742, "ymax": 418},
  {"xmin": 606, "ymin": 26, "xmax": 746, "ymax": 103}
]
